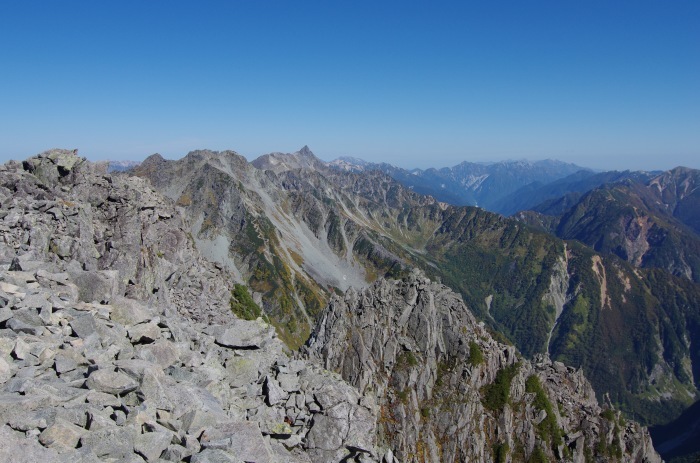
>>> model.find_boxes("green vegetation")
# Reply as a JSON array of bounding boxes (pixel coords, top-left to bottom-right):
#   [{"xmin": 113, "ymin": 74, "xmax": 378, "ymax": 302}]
[
  {"xmin": 493, "ymin": 442, "xmax": 509, "ymax": 463},
  {"xmin": 427, "ymin": 208, "xmax": 565, "ymax": 358},
  {"xmin": 229, "ymin": 284, "xmax": 262, "ymax": 320},
  {"xmin": 550, "ymin": 246, "xmax": 700, "ymax": 426},
  {"xmin": 435, "ymin": 357, "xmax": 457, "ymax": 388},
  {"xmin": 525, "ymin": 375, "xmax": 563, "ymax": 450},
  {"xmin": 234, "ymin": 212, "xmax": 318, "ymax": 350},
  {"xmin": 397, "ymin": 350, "xmax": 419, "ymax": 368},
  {"xmin": 352, "ymin": 233, "xmax": 409, "ymax": 280},
  {"xmin": 597, "ymin": 409, "xmax": 623, "ymax": 460},
  {"xmin": 481, "ymin": 362, "xmax": 520, "ymax": 411},
  {"xmin": 600, "ymin": 408, "xmax": 616, "ymax": 421},
  {"xmin": 527, "ymin": 446, "xmax": 548, "ymax": 463},
  {"xmin": 468, "ymin": 340, "xmax": 484, "ymax": 366}
]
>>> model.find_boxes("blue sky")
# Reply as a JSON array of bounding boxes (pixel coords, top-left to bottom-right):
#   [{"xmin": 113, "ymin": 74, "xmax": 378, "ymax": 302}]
[{"xmin": 1, "ymin": 1, "xmax": 698, "ymax": 170}]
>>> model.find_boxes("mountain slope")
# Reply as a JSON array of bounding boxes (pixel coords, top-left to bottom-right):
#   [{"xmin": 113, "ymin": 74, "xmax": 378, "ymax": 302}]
[
  {"xmin": 492, "ymin": 170, "xmax": 657, "ymax": 216},
  {"xmin": 0, "ymin": 150, "xmax": 382, "ymax": 462},
  {"xmin": 0, "ymin": 150, "xmax": 665, "ymax": 462},
  {"xmin": 134, "ymin": 148, "xmax": 446, "ymax": 348},
  {"xmin": 517, "ymin": 168, "xmax": 700, "ymax": 284}
]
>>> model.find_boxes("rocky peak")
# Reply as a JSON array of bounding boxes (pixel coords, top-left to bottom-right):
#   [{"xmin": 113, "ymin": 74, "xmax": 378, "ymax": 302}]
[
  {"xmin": 649, "ymin": 166, "xmax": 698, "ymax": 197},
  {"xmin": 251, "ymin": 146, "xmax": 326, "ymax": 174},
  {"xmin": 297, "ymin": 145, "xmax": 313, "ymax": 157},
  {"xmin": 21, "ymin": 148, "xmax": 84, "ymax": 186}
]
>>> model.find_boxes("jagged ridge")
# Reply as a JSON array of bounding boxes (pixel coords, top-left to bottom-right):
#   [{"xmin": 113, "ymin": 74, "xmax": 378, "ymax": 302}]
[{"xmin": 305, "ymin": 271, "xmax": 660, "ymax": 462}]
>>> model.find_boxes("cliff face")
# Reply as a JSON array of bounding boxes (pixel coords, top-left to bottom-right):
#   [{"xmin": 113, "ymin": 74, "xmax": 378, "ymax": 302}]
[{"xmin": 305, "ymin": 272, "xmax": 661, "ymax": 462}]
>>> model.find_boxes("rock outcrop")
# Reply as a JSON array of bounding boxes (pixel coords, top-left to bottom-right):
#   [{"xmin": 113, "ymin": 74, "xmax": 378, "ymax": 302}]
[
  {"xmin": 0, "ymin": 150, "xmax": 380, "ymax": 462},
  {"xmin": 305, "ymin": 271, "xmax": 661, "ymax": 462}
]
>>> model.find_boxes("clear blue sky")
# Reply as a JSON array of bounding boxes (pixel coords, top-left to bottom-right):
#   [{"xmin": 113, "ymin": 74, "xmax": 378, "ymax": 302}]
[{"xmin": 1, "ymin": 1, "xmax": 698, "ymax": 171}]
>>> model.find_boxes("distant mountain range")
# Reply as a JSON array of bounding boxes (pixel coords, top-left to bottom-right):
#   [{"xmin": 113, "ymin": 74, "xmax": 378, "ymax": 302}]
[
  {"xmin": 516, "ymin": 167, "xmax": 700, "ymax": 284},
  {"xmin": 106, "ymin": 159, "xmax": 141, "ymax": 172},
  {"xmin": 328, "ymin": 156, "xmax": 590, "ymax": 212}
]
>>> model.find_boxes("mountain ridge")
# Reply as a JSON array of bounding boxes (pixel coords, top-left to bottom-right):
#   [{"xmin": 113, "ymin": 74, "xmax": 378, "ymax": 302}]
[{"xmin": 328, "ymin": 155, "xmax": 590, "ymax": 211}]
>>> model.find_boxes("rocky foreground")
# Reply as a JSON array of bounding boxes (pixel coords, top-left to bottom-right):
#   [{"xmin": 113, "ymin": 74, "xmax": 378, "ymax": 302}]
[
  {"xmin": 0, "ymin": 150, "xmax": 661, "ymax": 462},
  {"xmin": 0, "ymin": 151, "xmax": 377, "ymax": 462}
]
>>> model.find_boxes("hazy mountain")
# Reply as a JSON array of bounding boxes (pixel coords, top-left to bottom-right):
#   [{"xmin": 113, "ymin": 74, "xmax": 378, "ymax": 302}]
[
  {"xmin": 492, "ymin": 169, "xmax": 658, "ymax": 216},
  {"xmin": 517, "ymin": 167, "xmax": 700, "ymax": 284},
  {"xmin": 106, "ymin": 159, "xmax": 141, "ymax": 172},
  {"xmin": 329, "ymin": 156, "xmax": 589, "ymax": 211},
  {"xmin": 251, "ymin": 145, "xmax": 326, "ymax": 173}
]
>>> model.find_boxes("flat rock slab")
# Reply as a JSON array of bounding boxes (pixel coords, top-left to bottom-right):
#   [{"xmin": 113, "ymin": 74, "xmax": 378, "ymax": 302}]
[
  {"xmin": 181, "ymin": 409, "xmax": 229, "ymax": 435},
  {"xmin": 39, "ymin": 418, "xmax": 85, "ymax": 452},
  {"xmin": 225, "ymin": 356, "xmax": 259, "ymax": 388},
  {"xmin": 86, "ymin": 369, "xmax": 138, "ymax": 395},
  {"xmin": 0, "ymin": 305, "xmax": 12, "ymax": 323},
  {"xmin": 201, "ymin": 421, "xmax": 275, "ymax": 463},
  {"xmin": 128, "ymin": 322, "xmax": 161, "ymax": 343},
  {"xmin": 191, "ymin": 448, "xmax": 244, "ymax": 463},
  {"xmin": 136, "ymin": 341, "xmax": 180, "ymax": 369},
  {"xmin": 212, "ymin": 319, "xmax": 274, "ymax": 349},
  {"xmin": 110, "ymin": 297, "xmax": 152, "ymax": 326},
  {"xmin": 79, "ymin": 426, "xmax": 136, "ymax": 460},
  {"xmin": 134, "ymin": 431, "xmax": 172, "ymax": 462},
  {"xmin": 69, "ymin": 314, "xmax": 97, "ymax": 339},
  {"xmin": 0, "ymin": 357, "xmax": 12, "ymax": 383},
  {"xmin": 264, "ymin": 375, "xmax": 287, "ymax": 406},
  {"xmin": 54, "ymin": 355, "xmax": 78, "ymax": 374},
  {"xmin": 115, "ymin": 358, "xmax": 164, "ymax": 380},
  {"xmin": 278, "ymin": 373, "xmax": 300, "ymax": 392}
]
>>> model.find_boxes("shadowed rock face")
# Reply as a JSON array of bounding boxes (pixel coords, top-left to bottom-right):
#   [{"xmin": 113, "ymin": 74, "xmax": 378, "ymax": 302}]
[
  {"xmin": 0, "ymin": 150, "xmax": 381, "ymax": 462},
  {"xmin": 305, "ymin": 271, "xmax": 661, "ymax": 462}
]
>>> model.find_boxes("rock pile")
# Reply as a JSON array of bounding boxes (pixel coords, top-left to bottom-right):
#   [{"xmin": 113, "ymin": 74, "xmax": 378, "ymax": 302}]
[
  {"xmin": 0, "ymin": 151, "xmax": 380, "ymax": 462},
  {"xmin": 0, "ymin": 267, "xmax": 376, "ymax": 462}
]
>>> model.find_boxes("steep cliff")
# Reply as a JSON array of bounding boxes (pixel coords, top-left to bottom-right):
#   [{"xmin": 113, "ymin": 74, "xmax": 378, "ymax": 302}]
[{"xmin": 306, "ymin": 272, "xmax": 661, "ymax": 462}]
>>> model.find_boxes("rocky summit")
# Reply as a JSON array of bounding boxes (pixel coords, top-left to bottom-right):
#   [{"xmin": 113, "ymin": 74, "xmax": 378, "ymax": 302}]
[{"xmin": 0, "ymin": 150, "xmax": 661, "ymax": 462}]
